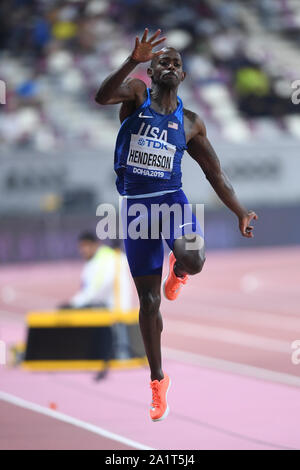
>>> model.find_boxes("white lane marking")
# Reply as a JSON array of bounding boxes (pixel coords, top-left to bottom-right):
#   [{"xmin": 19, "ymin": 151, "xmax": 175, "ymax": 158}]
[
  {"xmin": 165, "ymin": 319, "xmax": 290, "ymax": 353},
  {"xmin": 166, "ymin": 303, "xmax": 300, "ymax": 332},
  {"xmin": 163, "ymin": 347, "xmax": 300, "ymax": 388},
  {"xmin": 3, "ymin": 281, "xmax": 299, "ymax": 333},
  {"xmin": 3, "ymin": 288, "xmax": 60, "ymax": 304},
  {"xmin": 0, "ymin": 391, "xmax": 155, "ymax": 450}
]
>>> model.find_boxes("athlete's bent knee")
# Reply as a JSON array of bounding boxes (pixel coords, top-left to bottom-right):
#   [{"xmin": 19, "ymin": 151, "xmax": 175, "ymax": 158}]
[
  {"xmin": 182, "ymin": 252, "xmax": 206, "ymax": 275},
  {"xmin": 193, "ymin": 253, "xmax": 206, "ymax": 274}
]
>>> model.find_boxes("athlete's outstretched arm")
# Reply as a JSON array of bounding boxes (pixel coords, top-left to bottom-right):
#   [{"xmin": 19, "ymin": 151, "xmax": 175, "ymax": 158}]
[
  {"xmin": 187, "ymin": 116, "xmax": 258, "ymax": 238},
  {"xmin": 95, "ymin": 28, "xmax": 166, "ymax": 105}
]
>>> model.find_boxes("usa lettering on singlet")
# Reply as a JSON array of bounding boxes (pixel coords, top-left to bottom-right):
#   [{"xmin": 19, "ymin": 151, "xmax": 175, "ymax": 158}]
[{"xmin": 113, "ymin": 87, "xmax": 187, "ymax": 196}]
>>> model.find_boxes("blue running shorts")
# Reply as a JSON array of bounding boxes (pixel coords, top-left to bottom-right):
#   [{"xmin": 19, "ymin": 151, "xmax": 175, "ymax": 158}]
[{"xmin": 121, "ymin": 189, "xmax": 204, "ymax": 277}]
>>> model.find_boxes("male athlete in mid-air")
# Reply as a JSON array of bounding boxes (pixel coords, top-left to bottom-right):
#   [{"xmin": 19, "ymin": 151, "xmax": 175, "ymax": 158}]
[{"xmin": 95, "ymin": 28, "xmax": 258, "ymax": 422}]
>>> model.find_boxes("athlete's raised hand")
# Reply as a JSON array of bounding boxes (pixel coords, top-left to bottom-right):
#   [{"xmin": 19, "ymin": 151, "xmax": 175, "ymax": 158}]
[
  {"xmin": 239, "ymin": 210, "xmax": 258, "ymax": 238},
  {"xmin": 131, "ymin": 28, "xmax": 167, "ymax": 64}
]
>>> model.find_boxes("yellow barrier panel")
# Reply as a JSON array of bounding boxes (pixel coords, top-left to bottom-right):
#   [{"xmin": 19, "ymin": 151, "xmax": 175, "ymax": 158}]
[
  {"xmin": 23, "ymin": 308, "xmax": 146, "ymax": 372},
  {"xmin": 26, "ymin": 309, "xmax": 140, "ymax": 328},
  {"xmin": 22, "ymin": 358, "xmax": 148, "ymax": 371}
]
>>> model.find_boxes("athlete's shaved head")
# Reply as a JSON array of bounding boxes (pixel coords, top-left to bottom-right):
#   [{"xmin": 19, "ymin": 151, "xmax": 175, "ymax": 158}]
[{"xmin": 148, "ymin": 47, "xmax": 186, "ymax": 88}]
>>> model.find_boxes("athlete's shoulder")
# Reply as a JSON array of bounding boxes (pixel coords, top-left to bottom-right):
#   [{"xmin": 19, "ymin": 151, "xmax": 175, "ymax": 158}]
[
  {"xmin": 183, "ymin": 108, "xmax": 206, "ymax": 137},
  {"xmin": 119, "ymin": 79, "xmax": 148, "ymax": 123},
  {"xmin": 123, "ymin": 77, "xmax": 147, "ymax": 96}
]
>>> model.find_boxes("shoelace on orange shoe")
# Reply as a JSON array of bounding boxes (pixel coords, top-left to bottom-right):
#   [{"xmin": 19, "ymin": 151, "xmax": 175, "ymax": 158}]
[
  {"xmin": 170, "ymin": 274, "xmax": 188, "ymax": 293},
  {"xmin": 150, "ymin": 382, "xmax": 160, "ymax": 408}
]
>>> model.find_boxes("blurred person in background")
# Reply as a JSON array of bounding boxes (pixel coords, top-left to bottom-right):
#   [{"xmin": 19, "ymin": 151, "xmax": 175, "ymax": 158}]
[{"xmin": 59, "ymin": 231, "xmax": 132, "ymax": 310}]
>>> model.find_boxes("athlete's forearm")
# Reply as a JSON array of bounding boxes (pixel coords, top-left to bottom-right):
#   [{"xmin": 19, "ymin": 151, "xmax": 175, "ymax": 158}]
[
  {"xmin": 95, "ymin": 56, "xmax": 139, "ymax": 104},
  {"xmin": 207, "ymin": 172, "xmax": 248, "ymax": 218}
]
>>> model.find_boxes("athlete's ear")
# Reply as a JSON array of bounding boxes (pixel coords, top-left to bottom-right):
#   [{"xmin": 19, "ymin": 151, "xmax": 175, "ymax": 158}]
[{"xmin": 181, "ymin": 71, "xmax": 187, "ymax": 82}]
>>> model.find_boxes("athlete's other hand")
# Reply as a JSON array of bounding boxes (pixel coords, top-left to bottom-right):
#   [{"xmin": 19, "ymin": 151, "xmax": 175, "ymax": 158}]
[
  {"xmin": 130, "ymin": 28, "xmax": 167, "ymax": 64},
  {"xmin": 239, "ymin": 210, "xmax": 258, "ymax": 238}
]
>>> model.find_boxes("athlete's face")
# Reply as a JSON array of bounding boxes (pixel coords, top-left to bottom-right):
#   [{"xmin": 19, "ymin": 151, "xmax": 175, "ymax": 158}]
[{"xmin": 148, "ymin": 50, "xmax": 186, "ymax": 87}]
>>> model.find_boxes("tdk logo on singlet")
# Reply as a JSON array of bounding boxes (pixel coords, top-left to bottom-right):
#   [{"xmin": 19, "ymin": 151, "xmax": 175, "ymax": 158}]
[{"xmin": 137, "ymin": 137, "xmax": 168, "ymax": 150}]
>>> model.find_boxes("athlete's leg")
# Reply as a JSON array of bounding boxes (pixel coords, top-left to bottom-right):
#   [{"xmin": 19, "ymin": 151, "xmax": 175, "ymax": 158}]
[
  {"xmin": 173, "ymin": 233, "xmax": 206, "ymax": 277},
  {"xmin": 161, "ymin": 190, "xmax": 205, "ymax": 277},
  {"xmin": 133, "ymin": 274, "xmax": 164, "ymax": 382},
  {"xmin": 121, "ymin": 196, "xmax": 170, "ymax": 420},
  {"xmin": 162, "ymin": 190, "xmax": 206, "ymax": 301},
  {"xmin": 133, "ymin": 272, "xmax": 171, "ymax": 422},
  {"xmin": 121, "ymin": 195, "xmax": 165, "ymax": 381}
]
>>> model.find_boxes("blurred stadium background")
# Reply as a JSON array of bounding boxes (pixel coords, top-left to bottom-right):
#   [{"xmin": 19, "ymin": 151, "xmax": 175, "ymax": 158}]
[
  {"xmin": 0, "ymin": 0, "xmax": 300, "ymax": 451},
  {"xmin": 0, "ymin": 0, "xmax": 300, "ymax": 261}
]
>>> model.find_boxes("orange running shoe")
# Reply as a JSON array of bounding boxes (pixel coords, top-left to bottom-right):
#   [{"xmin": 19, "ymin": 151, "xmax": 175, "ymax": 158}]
[
  {"xmin": 149, "ymin": 372, "xmax": 171, "ymax": 422},
  {"xmin": 163, "ymin": 252, "xmax": 188, "ymax": 301}
]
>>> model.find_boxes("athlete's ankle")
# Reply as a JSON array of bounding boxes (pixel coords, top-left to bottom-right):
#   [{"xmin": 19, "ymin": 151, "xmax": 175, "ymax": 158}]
[{"xmin": 151, "ymin": 370, "xmax": 164, "ymax": 382}]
